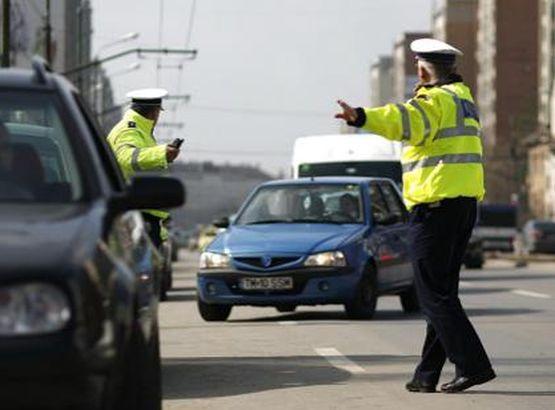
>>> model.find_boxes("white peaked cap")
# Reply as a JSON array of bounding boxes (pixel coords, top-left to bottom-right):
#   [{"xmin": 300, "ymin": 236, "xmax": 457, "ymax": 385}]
[
  {"xmin": 410, "ymin": 38, "xmax": 463, "ymax": 56},
  {"xmin": 126, "ymin": 88, "xmax": 169, "ymax": 104}
]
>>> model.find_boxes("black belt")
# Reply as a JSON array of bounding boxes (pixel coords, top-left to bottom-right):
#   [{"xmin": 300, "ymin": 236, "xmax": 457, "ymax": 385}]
[{"xmin": 413, "ymin": 197, "xmax": 476, "ymax": 211}]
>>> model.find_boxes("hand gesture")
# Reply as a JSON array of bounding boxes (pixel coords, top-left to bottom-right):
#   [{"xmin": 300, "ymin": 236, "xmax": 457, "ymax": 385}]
[{"xmin": 334, "ymin": 100, "xmax": 358, "ymax": 123}]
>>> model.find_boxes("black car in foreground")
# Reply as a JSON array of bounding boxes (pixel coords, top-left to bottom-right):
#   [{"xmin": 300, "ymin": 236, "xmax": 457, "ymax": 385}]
[{"xmin": 0, "ymin": 58, "xmax": 184, "ymax": 409}]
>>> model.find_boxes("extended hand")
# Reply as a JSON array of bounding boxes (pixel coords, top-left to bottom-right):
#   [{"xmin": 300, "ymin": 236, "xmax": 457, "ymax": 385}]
[
  {"xmin": 334, "ymin": 100, "xmax": 358, "ymax": 123},
  {"xmin": 166, "ymin": 145, "xmax": 180, "ymax": 163}
]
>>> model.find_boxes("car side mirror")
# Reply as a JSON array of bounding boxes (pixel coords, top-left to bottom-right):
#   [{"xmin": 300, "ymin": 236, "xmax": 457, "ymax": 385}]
[
  {"xmin": 111, "ymin": 175, "xmax": 186, "ymax": 213},
  {"xmin": 213, "ymin": 216, "xmax": 230, "ymax": 229}
]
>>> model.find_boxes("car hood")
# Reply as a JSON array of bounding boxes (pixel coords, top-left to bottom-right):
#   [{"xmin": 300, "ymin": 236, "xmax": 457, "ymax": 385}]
[
  {"xmin": 0, "ymin": 203, "xmax": 100, "ymax": 274},
  {"xmin": 209, "ymin": 223, "xmax": 366, "ymax": 255}
]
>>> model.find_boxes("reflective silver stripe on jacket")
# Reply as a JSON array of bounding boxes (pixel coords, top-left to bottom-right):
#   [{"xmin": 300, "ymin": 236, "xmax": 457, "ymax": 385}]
[
  {"xmin": 402, "ymin": 153, "xmax": 482, "ymax": 173},
  {"xmin": 395, "ymin": 103, "xmax": 411, "ymax": 141},
  {"xmin": 436, "ymin": 126, "xmax": 481, "ymax": 139},
  {"xmin": 437, "ymin": 87, "xmax": 481, "ymax": 140},
  {"xmin": 115, "ymin": 143, "xmax": 136, "ymax": 156},
  {"xmin": 408, "ymin": 99, "xmax": 430, "ymax": 143},
  {"xmin": 131, "ymin": 148, "xmax": 142, "ymax": 172}
]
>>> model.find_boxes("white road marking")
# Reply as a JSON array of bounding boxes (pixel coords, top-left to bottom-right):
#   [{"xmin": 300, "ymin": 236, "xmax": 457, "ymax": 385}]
[
  {"xmin": 278, "ymin": 321, "xmax": 298, "ymax": 325},
  {"xmin": 459, "ymin": 280, "xmax": 475, "ymax": 288},
  {"xmin": 315, "ymin": 347, "xmax": 366, "ymax": 374},
  {"xmin": 511, "ymin": 289, "xmax": 552, "ymax": 299}
]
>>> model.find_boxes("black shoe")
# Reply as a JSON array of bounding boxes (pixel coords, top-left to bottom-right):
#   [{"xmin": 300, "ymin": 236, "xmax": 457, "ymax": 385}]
[
  {"xmin": 440, "ymin": 368, "xmax": 496, "ymax": 393},
  {"xmin": 405, "ymin": 378, "xmax": 436, "ymax": 393}
]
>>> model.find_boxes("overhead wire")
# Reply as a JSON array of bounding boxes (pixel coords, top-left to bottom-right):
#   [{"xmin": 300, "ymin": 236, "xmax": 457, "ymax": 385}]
[
  {"xmin": 167, "ymin": 0, "xmax": 198, "ymax": 140},
  {"xmin": 156, "ymin": 0, "xmax": 165, "ymax": 86}
]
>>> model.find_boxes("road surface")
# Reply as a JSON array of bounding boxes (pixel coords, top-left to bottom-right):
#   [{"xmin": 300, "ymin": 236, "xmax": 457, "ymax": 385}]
[{"xmin": 161, "ymin": 251, "xmax": 555, "ymax": 409}]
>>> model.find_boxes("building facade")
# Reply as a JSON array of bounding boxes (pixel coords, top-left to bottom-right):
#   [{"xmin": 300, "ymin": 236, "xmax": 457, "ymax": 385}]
[
  {"xmin": 528, "ymin": 0, "xmax": 555, "ymax": 218},
  {"xmin": 476, "ymin": 0, "xmax": 539, "ymax": 210},
  {"xmin": 370, "ymin": 56, "xmax": 394, "ymax": 106},
  {"xmin": 432, "ymin": 0, "xmax": 478, "ymax": 93},
  {"xmin": 392, "ymin": 32, "xmax": 431, "ymax": 103},
  {"xmin": 0, "ymin": 0, "xmax": 116, "ymax": 129}
]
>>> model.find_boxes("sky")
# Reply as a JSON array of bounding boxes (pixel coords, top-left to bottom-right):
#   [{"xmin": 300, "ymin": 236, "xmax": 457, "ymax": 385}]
[{"xmin": 90, "ymin": 0, "xmax": 433, "ymax": 176}]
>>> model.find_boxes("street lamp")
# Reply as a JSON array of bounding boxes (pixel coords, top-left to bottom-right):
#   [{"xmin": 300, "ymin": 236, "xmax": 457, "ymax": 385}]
[
  {"xmin": 107, "ymin": 62, "xmax": 141, "ymax": 78},
  {"xmin": 97, "ymin": 32, "xmax": 140, "ymax": 55}
]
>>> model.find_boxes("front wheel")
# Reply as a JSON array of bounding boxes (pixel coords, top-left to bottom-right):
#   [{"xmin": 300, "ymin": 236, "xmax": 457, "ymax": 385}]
[
  {"xmin": 344, "ymin": 274, "xmax": 377, "ymax": 319},
  {"xmin": 197, "ymin": 299, "xmax": 232, "ymax": 321},
  {"xmin": 399, "ymin": 285, "xmax": 420, "ymax": 313}
]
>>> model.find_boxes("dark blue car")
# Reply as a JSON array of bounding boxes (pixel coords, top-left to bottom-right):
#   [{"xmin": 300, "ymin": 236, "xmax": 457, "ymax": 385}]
[{"xmin": 196, "ymin": 177, "xmax": 418, "ymax": 321}]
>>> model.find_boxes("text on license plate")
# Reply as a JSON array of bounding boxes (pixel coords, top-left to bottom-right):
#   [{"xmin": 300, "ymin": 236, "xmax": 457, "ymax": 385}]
[{"xmin": 240, "ymin": 277, "xmax": 293, "ymax": 290}]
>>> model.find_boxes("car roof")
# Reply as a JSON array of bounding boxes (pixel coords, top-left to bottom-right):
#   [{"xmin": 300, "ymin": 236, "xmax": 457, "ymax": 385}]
[
  {"xmin": 0, "ymin": 62, "xmax": 74, "ymax": 92},
  {"xmin": 260, "ymin": 176, "xmax": 393, "ymax": 187}
]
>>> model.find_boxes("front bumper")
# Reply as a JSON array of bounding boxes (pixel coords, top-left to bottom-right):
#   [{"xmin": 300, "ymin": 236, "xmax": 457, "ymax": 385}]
[
  {"xmin": 0, "ymin": 330, "xmax": 108, "ymax": 407},
  {"xmin": 197, "ymin": 266, "xmax": 360, "ymax": 306}
]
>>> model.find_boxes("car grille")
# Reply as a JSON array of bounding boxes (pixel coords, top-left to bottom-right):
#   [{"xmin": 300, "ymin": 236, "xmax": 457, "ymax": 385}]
[{"xmin": 234, "ymin": 256, "xmax": 300, "ymax": 269}]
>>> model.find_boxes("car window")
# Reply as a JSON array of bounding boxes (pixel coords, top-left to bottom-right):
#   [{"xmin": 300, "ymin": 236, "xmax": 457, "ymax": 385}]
[
  {"xmin": 380, "ymin": 181, "xmax": 407, "ymax": 222},
  {"xmin": 368, "ymin": 182, "xmax": 390, "ymax": 225},
  {"xmin": 236, "ymin": 184, "xmax": 364, "ymax": 224},
  {"xmin": 0, "ymin": 92, "xmax": 83, "ymax": 202}
]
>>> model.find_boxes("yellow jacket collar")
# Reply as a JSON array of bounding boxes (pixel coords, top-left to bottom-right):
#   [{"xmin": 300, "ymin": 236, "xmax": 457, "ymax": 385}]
[{"xmin": 124, "ymin": 109, "xmax": 155, "ymax": 134}]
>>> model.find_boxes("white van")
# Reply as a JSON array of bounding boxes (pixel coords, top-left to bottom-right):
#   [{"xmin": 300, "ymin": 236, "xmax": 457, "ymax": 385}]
[{"xmin": 292, "ymin": 134, "xmax": 402, "ymax": 184}]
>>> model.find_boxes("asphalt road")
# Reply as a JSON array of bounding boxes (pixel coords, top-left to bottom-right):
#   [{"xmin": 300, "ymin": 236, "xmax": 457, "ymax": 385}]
[{"xmin": 160, "ymin": 251, "xmax": 555, "ymax": 410}]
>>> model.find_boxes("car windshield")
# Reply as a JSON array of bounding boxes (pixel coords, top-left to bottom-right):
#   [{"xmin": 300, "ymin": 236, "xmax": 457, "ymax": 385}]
[
  {"xmin": 236, "ymin": 183, "xmax": 364, "ymax": 225},
  {"xmin": 0, "ymin": 92, "xmax": 83, "ymax": 203}
]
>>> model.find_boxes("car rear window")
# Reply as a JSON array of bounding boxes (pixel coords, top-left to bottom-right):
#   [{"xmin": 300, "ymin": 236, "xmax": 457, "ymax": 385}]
[{"xmin": 0, "ymin": 92, "xmax": 83, "ymax": 203}]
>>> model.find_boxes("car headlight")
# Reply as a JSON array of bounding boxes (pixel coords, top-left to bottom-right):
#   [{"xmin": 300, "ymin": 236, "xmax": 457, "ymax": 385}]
[
  {"xmin": 304, "ymin": 251, "xmax": 347, "ymax": 267},
  {"xmin": 199, "ymin": 251, "xmax": 231, "ymax": 269},
  {"xmin": 0, "ymin": 283, "xmax": 71, "ymax": 336}
]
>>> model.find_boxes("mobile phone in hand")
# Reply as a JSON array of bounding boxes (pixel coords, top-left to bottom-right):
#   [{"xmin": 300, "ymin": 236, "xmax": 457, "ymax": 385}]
[{"xmin": 170, "ymin": 138, "xmax": 184, "ymax": 149}]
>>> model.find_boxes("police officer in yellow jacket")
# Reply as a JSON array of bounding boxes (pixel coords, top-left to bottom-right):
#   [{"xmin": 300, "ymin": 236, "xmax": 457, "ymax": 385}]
[
  {"xmin": 336, "ymin": 39, "xmax": 495, "ymax": 393},
  {"xmin": 107, "ymin": 88, "xmax": 180, "ymax": 247}
]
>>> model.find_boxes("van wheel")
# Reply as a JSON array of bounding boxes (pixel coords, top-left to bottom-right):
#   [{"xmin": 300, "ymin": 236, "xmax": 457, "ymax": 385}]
[
  {"xmin": 198, "ymin": 299, "xmax": 232, "ymax": 321},
  {"xmin": 399, "ymin": 285, "xmax": 420, "ymax": 313},
  {"xmin": 344, "ymin": 273, "xmax": 377, "ymax": 319},
  {"xmin": 276, "ymin": 305, "xmax": 296, "ymax": 313}
]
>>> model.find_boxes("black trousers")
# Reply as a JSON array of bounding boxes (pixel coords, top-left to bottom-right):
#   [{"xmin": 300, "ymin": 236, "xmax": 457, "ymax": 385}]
[
  {"xmin": 408, "ymin": 197, "xmax": 492, "ymax": 385},
  {"xmin": 142, "ymin": 213, "xmax": 162, "ymax": 249}
]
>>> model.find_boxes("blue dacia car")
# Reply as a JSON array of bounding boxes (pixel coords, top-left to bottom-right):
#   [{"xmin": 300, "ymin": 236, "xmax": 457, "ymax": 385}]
[{"xmin": 196, "ymin": 177, "xmax": 418, "ymax": 321}]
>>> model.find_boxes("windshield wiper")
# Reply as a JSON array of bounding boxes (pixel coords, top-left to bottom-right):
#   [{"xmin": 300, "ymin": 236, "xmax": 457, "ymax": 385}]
[
  {"xmin": 288, "ymin": 218, "xmax": 345, "ymax": 225},
  {"xmin": 244, "ymin": 219, "xmax": 289, "ymax": 225}
]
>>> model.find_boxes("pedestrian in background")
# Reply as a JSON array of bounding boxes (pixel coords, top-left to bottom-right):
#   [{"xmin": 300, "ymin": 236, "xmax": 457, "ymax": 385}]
[
  {"xmin": 335, "ymin": 38, "xmax": 495, "ymax": 393},
  {"xmin": 107, "ymin": 88, "xmax": 181, "ymax": 247}
]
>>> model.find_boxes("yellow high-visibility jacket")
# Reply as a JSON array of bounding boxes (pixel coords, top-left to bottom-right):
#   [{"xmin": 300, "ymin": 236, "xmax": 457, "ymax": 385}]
[
  {"xmin": 107, "ymin": 109, "xmax": 169, "ymax": 219},
  {"xmin": 353, "ymin": 81, "xmax": 485, "ymax": 210}
]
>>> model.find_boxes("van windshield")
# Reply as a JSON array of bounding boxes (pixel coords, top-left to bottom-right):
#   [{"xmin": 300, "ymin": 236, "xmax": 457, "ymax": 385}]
[{"xmin": 298, "ymin": 161, "xmax": 402, "ymax": 185}]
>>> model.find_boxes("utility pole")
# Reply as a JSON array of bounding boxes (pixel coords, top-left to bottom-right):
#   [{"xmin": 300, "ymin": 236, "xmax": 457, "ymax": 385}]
[
  {"xmin": 45, "ymin": 0, "xmax": 52, "ymax": 64},
  {"xmin": 2, "ymin": 0, "xmax": 10, "ymax": 67}
]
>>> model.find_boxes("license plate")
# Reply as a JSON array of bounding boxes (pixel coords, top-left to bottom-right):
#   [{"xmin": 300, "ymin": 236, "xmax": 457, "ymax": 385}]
[{"xmin": 240, "ymin": 277, "xmax": 293, "ymax": 290}]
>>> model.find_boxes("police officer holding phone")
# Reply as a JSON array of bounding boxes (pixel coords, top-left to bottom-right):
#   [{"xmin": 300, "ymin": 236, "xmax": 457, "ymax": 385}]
[
  {"xmin": 335, "ymin": 39, "xmax": 495, "ymax": 393},
  {"xmin": 107, "ymin": 88, "xmax": 183, "ymax": 247}
]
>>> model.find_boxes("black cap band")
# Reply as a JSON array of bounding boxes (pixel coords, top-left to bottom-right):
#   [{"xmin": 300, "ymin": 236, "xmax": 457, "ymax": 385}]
[
  {"xmin": 416, "ymin": 53, "xmax": 456, "ymax": 65},
  {"xmin": 131, "ymin": 98, "xmax": 162, "ymax": 106}
]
